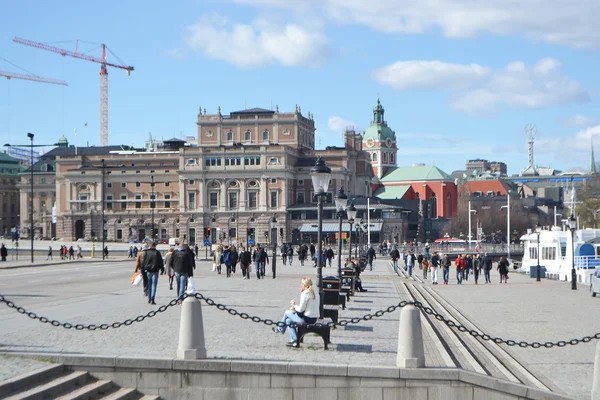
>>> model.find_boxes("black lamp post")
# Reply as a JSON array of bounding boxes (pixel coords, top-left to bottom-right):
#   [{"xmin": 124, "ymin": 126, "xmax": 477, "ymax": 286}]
[
  {"xmin": 535, "ymin": 224, "xmax": 542, "ymax": 281},
  {"xmin": 569, "ymin": 214, "xmax": 577, "ymax": 290},
  {"xmin": 150, "ymin": 175, "xmax": 155, "ymax": 243},
  {"xmin": 335, "ymin": 188, "xmax": 348, "ymax": 281},
  {"xmin": 271, "ymin": 215, "xmax": 277, "ymax": 279},
  {"xmin": 347, "ymin": 202, "xmax": 357, "ymax": 264},
  {"xmin": 354, "ymin": 214, "xmax": 362, "ymax": 259},
  {"xmin": 310, "ymin": 157, "xmax": 332, "ymax": 319},
  {"xmin": 101, "ymin": 159, "xmax": 106, "ymax": 259}
]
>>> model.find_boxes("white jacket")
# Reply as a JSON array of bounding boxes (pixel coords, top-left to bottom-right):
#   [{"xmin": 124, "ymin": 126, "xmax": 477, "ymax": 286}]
[{"xmin": 294, "ymin": 288, "xmax": 320, "ymax": 318}]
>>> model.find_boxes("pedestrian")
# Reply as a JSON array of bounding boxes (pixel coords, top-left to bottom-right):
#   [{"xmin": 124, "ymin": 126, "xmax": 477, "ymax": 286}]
[
  {"xmin": 286, "ymin": 246, "xmax": 294, "ymax": 266},
  {"xmin": 422, "ymin": 258, "xmax": 430, "ymax": 280},
  {"xmin": 442, "ymin": 253, "xmax": 451, "ymax": 285},
  {"xmin": 482, "ymin": 253, "xmax": 493, "ymax": 283},
  {"xmin": 417, "ymin": 253, "xmax": 424, "ymax": 270},
  {"xmin": 134, "ymin": 243, "xmax": 150, "ymax": 297},
  {"xmin": 309, "ymin": 243, "xmax": 316, "ymax": 260},
  {"xmin": 223, "ymin": 245, "xmax": 233, "ymax": 278},
  {"xmin": 464, "ymin": 254, "xmax": 472, "ymax": 281},
  {"xmin": 326, "ymin": 247, "xmax": 334, "ymax": 267},
  {"xmin": 169, "ymin": 240, "xmax": 195, "ymax": 301},
  {"xmin": 76, "ymin": 245, "xmax": 83, "ymax": 259},
  {"xmin": 299, "ymin": 245, "xmax": 307, "ymax": 266},
  {"xmin": 0, "ymin": 243, "xmax": 6, "ymax": 262},
  {"xmin": 231, "ymin": 245, "xmax": 239, "ymax": 276},
  {"xmin": 271, "ymin": 277, "xmax": 320, "ymax": 348},
  {"xmin": 68, "ymin": 246, "xmax": 74, "ymax": 260},
  {"xmin": 406, "ymin": 251, "xmax": 416, "ymax": 277},
  {"xmin": 213, "ymin": 245, "xmax": 223, "ymax": 274},
  {"xmin": 128, "ymin": 246, "xmax": 134, "ymax": 258},
  {"xmin": 430, "ymin": 251, "xmax": 440, "ymax": 285},
  {"xmin": 59, "ymin": 245, "xmax": 64, "ymax": 260},
  {"xmin": 497, "ymin": 256, "xmax": 510, "ymax": 283},
  {"xmin": 164, "ymin": 246, "xmax": 175, "ymax": 290},
  {"xmin": 473, "ymin": 254, "xmax": 482, "ymax": 284},
  {"xmin": 366, "ymin": 245, "xmax": 376, "ymax": 271},
  {"xmin": 194, "ymin": 244, "xmax": 199, "ymax": 259},
  {"xmin": 455, "ymin": 254, "xmax": 465, "ymax": 284},
  {"xmin": 46, "ymin": 246, "xmax": 52, "ymax": 261},
  {"xmin": 133, "ymin": 246, "xmax": 138, "ymax": 258},
  {"xmin": 142, "ymin": 241, "xmax": 164, "ymax": 305},
  {"xmin": 281, "ymin": 244, "xmax": 288, "ymax": 266},
  {"xmin": 239, "ymin": 246, "xmax": 252, "ymax": 279},
  {"xmin": 103, "ymin": 246, "xmax": 109, "ymax": 259},
  {"xmin": 258, "ymin": 245, "xmax": 269, "ymax": 278}
]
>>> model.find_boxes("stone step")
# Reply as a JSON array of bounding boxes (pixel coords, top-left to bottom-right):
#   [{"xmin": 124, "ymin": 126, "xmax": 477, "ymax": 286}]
[
  {"xmin": 97, "ymin": 387, "xmax": 139, "ymax": 400},
  {"xmin": 54, "ymin": 379, "xmax": 114, "ymax": 400},
  {"xmin": 4, "ymin": 370, "xmax": 89, "ymax": 400},
  {"xmin": 139, "ymin": 396, "xmax": 160, "ymax": 400},
  {"xmin": 0, "ymin": 363, "xmax": 65, "ymax": 398}
]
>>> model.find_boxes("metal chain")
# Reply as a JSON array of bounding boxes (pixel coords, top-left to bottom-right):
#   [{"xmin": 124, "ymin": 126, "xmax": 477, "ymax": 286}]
[
  {"xmin": 0, "ymin": 294, "xmax": 179, "ymax": 330},
  {"xmin": 1, "ymin": 291, "xmax": 599, "ymax": 348}
]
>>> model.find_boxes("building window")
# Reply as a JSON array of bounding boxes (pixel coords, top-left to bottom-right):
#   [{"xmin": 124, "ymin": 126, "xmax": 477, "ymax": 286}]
[
  {"xmin": 262, "ymin": 129, "xmax": 269, "ymax": 142},
  {"xmin": 248, "ymin": 191, "xmax": 257, "ymax": 209},
  {"xmin": 121, "ymin": 183, "xmax": 127, "ymax": 188},
  {"xmin": 41, "ymin": 178, "xmax": 46, "ymax": 184},
  {"xmin": 446, "ymin": 193, "xmax": 452, "ymax": 217},
  {"xmin": 270, "ymin": 191, "xmax": 278, "ymax": 208},
  {"xmin": 107, "ymin": 183, "xmax": 112, "ymax": 188},
  {"xmin": 106, "ymin": 195, "xmax": 113, "ymax": 210},
  {"xmin": 121, "ymin": 195, "xmax": 127, "ymax": 210},
  {"xmin": 390, "ymin": 153, "xmax": 395, "ymax": 163},
  {"xmin": 164, "ymin": 194, "xmax": 171, "ymax": 208},
  {"xmin": 269, "ymin": 157, "xmax": 278, "ymax": 164},
  {"xmin": 228, "ymin": 192, "xmax": 238, "ymax": 209},
  {"xmin": 189, "ymin": 179, "xmax": 195, "ymax": 185},
  {"xmin": 297, "ymin": 179, "xmax": 304, "ymax": 186},
  {"xmin": 135, "ymin": 194, "xmax": 142, "ymax": 209},
  {"xmin": 117, "ymin": 229, "xmax": 123, "ymax": 240},
  {"xmin": 187, "ymin": 159, "xmax": 196, "ymax": 165},
  {"xmin": 244, "ymin": 130, "xmax": 251, "ymax": 142},
  {"xmin": 372, "ymin": 153, "xmax": 377, "ymax": 162},
  {"xmin": 383, "ymin": 152, "xmax": 388, "ymax": 163},
  {"xmin": 165, "ymin": 182, "xmax": 170, "ymax": 187},
  {"xmin": 430, "ymin": 193, "xmax": 437, "ymax": 218},
  {"xmin": 297, "ymin": 192, "xmax": 305, "ymax": 204},
  {"xmin": 271, "ymin": 178, "xmax": 277, "ymax": 184},
  {"xmin": 227, "ymin": 130, "xmax": 233, "ymax": 142},
  {"xmin": 136, "ymin": 182, "xmax": 141, "ymax": 187},
  {"xmin": 188, "ymin": 192, "xmax": 196, "ymax": 209},
  {"xmin": 209, "ymin": 192, "xmax": 218, "ymax": 208},
  {"xmin": 206, "ymin": 130, "xmax": 213, "ymax": 137}
]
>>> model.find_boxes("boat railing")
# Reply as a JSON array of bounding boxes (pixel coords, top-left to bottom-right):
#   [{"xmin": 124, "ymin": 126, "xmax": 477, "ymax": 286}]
[{"xmin": 574, "ymin": 255, "xmax": 600, "ymax": 270}]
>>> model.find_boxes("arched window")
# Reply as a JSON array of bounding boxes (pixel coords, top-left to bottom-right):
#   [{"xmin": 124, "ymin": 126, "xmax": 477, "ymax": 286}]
[
  {"xmin": 226, "ymin": 130, "xmax": 233, "ymax": 142},
  {"xmin": 430, "ymin": 193, "xmax": 437, "ymax": 218},
  {"xmin": 415, "ymin": 193, "xmax": 420, "ymax": 200},
  {"xmin": 446, "ymin": 193, "xmax": 452, "ymax": 217},
  {"xmin": 383, "ymin": 152, "xmax": 388, "ymax": 163},
  {"xmin": 262, "ymin": 129, "xmax": 269, "ymax": 142},
  {"xmin": 390, "ymin": 153, "xmax": 395, "ymax": 163},
  {"xmin": 372, "ymin": 153, "xmax": 378, "ymax": 162},
  {"xmin": 244, "ymin": 130, "xmax": 251, "ymax": 142}
]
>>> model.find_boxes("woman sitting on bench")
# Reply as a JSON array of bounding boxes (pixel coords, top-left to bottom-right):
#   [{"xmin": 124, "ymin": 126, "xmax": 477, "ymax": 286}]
[{"xmin": 272, "ymin": 277, "xmax": 320, "ymax": 348}]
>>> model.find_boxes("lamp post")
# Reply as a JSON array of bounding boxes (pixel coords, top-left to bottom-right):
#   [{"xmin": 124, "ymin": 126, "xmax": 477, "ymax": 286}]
[
  {"xmin": 310, "ymin": 157, "xmax": 332, "ymax": 319},
  {"xmin": 101, "ymin": 159, "xmax": 106, "ymax": 259},
  {"xmin": 535, "ymin": 224, "xmax": 542, "ymax": 282},
  {"xmin": 569, "ymin": 214, "xmax": 577, "ymax": 290},
  {"xmin": 347, "ymin": 202, "xmax": 357, "ymax": 263},
  {"xmin": 500, "ymin": 195, "xmax": 510, "ymax": 262},
  {"xmin": 354, "ymin": 215, "xmax": 362, "ymax": 259},
  {"xmin": 150, "ymin": 175, "xmax": 155, "ymax": 243},
  {"xmin": 271, "ymin": 216, "xmax": 277, "ymax": 279},
  {"xmin": 335, "ymin": 188, "xmax": 348, "ymax": 281},
  {"xmin": 468, "ymin": 200, "xmax": 476, "ymax": 249}
]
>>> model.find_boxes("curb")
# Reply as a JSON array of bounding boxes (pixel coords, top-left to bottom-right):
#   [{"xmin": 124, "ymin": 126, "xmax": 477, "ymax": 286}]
[{"xmin": 0, "ymin": 258, "xmax": 131, "ymax": 270}]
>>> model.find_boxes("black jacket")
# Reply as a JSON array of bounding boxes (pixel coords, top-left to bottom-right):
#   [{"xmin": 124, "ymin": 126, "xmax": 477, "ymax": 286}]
[
  {"xmin": 366, "ymin": 248, "xmax": 376, "ymax": 261},
  {"xmin": 143, "ymin": 248, "xmax": 164, "ymax": 273},
  {"xmin": 170, "ymin": 246, "xmax": 195, "ymax": 276}
]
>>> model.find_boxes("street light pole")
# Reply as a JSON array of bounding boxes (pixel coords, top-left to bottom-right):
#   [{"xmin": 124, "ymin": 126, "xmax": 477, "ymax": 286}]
[
  {"xmin": 468, "ymin": 200, "xmax": 476, "ymax": 249},
  {"xmin": 271, "ymin": 216, "xmax": 277, "ymax": 279},
  {"xmin": 501, "ymin": 195, "xmax": 510, "ymax": 262},
  {"xmin": 101, "ymin": 159, "xmax": 106, "ymax": 259},
  {"xmin": 310, "ymin": 157, "xmax": 332, "ymax": 319},
  {"xmin": 354, "ymin": 215, "xmax": 362, "ymax": 259},
  {"xmin": 150, "ymin": 175, "xmax": 155, "ymax": 243},
  {"xmin": 535, "ymin": 224, "xmax": 542, "ymax": 282},
  {"xmin": 347, "ymin": 202, "xmax": 357, "ymax": 264},
  {"xmin": 335, "ymin": 188, "xmax": 348, "ymax": 281},
  {"xmin": 28, "ymin": 133, "xmax": 34, "ymax": 263},
  {"xmin": 569, "ymin": 214, "xmax": 577, "ymax": 290}
]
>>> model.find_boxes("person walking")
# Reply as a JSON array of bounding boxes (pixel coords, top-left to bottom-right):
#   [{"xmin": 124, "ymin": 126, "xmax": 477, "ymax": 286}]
[
  {"xmin": 482, "ymin": 253, "xmax": 493, "ymax": 284},
  {"xmin": 0, "ymin": 243, "xmax": 6, "ymax": 261},
  {"xmin": 417, "ymin": 253, "xmax": 424, "ymax": 271},
  {"xmin": 230, "ymin": 245, "xmax": 239, "ymax": 276},
  {"xmin": 223, "ymin": 246, "xmax": 233, "ymax": 278},
  {"xmin": 497, "ymin": 256, "xmax": 510, "ymax": 283},
  {"xmin": 194, "ymin": 244, "xmax": 199, "ymax": 260},
  {"xmin": 473, "ymin": 254, "xmax": 482, "ymax": 285},
  {"xmin": 134, "ymin": 243, "xmax": 150, "ymax": 297},
  {"xmin": 389, "ymin": 247, "xmax": 400, "ymax": 274},
  {"xmin": 281, "ymin": 244, "xmax": 288, "ymax": 266},
  {"xmin": 164, "ymin": 247, "xmax": 175, "ymax": 290},
  {"xmin": 464, "ymin": 254, "xmax": 472, "ymax": 281},
  {"xmin": 455, "ymin": 254, "xmax": 465, "ymax": 284},
  {"xmin": 142, "ymin": 241, "xmax": 164, "ymax": 305},
  {"xmin": 430, "ymin": 251, "xmax": 440, "ymax": 285},
  {"xmin": 309, "ymin": 243, "xmax": 316, "ymax": 261},
  {"xmin": 76, "ymin": 245, "xmax": 83, "ymax": 259},
  {"xmin": 422, "ymin": 258, "xmax": 430, "ymax": 280},
  {"xmin": 103, "ymin": 246, "xmax": 109, "ymax": 259},
  {"xmin": 68, "ymin": 246, "xmax": 75, "ymax": 260},
  {"xmin": 366, "ymin": 246, "xmax": 376, "ymax": 271},
  {"xmin": 326, "ymin": 247, "xmax": 334, "ymax": 268},
  {"xmin": 169, "ymin": 241, "xmax": 195, "ymax": 301},
  {"xmin": 299, "ymin": 245, "xmax": 307, "ymax": 266},
  {"xmin": 239, "ymin": 246, "xmax": 252, "ymax": 279},
  {"xmin": 46, "ymin": 246, "xmax": 52, "ymax": 261},
  {"xmin": 442, "ymin": 253, "xmax": 451, "ymax": 285},
  {"xmin": 286, "ymin": 246, "xmax": 294, "ymax": 266},
  {"xmin": 406, "ymin": 251, "xmax": 416, "ymax": 277},
  {"xmin": 259, "ymin": 245, "xmax": 269, "ymax": 278},
  {"xmin": 213, "ymin": 245, "xmax": 223, "ymax": 274}
]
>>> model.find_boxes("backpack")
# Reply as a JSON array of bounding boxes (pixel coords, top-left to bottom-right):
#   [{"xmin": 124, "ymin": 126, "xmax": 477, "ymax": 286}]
[{"xmin": 223, "ymin": 251, "xmax": 232, "ymax": 265}]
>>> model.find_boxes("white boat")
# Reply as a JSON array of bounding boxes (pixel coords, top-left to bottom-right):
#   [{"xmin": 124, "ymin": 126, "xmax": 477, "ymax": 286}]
[{"xmin": 520, "ymin": 226, "xmax": 600, "ymax": 284}]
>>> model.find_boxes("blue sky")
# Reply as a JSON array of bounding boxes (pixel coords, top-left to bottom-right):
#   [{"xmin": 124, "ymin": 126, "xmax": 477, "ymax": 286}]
[{"xmin": 1, "ymin": 0, "xmax": 600, "ymax": 175}]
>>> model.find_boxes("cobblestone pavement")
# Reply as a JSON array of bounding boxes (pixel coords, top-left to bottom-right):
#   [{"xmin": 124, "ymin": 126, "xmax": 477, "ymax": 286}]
[{"xmin": 0, "ymin": 257, "xmax": 596, "ymax": 399}]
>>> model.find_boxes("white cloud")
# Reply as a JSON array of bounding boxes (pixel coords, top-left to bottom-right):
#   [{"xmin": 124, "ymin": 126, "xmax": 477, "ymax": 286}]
[
  {"xmin": 371, "ymin": 61, "xmax": 490, "ymax": 91},
  {"xmin": 561, "ymin": 114, "xmax": 596, "ymax": 127},
  {"xmin": 233, "ymin": 0, "xmax": 600, "ymax": 50},
  {"xmin": 162, "ymin": 48, "xmax": 185, "ymax": 60},
  {"xmin": 184, "ymin": 13, "xmax": 330, "ymax": 68},
  {"xmin": 328, "ymin": 116, "xmax": 355, "ymax": 131}
]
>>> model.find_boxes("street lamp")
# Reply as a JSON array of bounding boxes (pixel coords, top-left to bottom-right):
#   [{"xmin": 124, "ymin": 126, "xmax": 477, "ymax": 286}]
[
  {"xmin": 347, "ymin": 202, "xmax": 357, "ymax": 262},
  {"xmin": 500, "ymin": 195, "xmax": 510, "ymax": 262},
  {"xmin": 468, "ymin": 200, "xmax": 476, "ymax": 249},
  {"xmin": 568, "ymin": 214, "xmax": 577, "ymax": 290},
  {"xmin": 270, "ymin": 215, "xmax": 277, "ymax": 279},
  {"xmin": 310, "ymin": 157, "xmax": 332, "ymax": 319},
  {"xmin": 354, "ymin": 214, "xmax": 362, "ymax": 259},
  {"xmin": 150, "ymin": 175, "xmax": 155, "ymax": 243},
  {"xmin": 101, "ymin": 159, "xmax": 106, "ymax": 259},
  {"xmin": 535, "ymin": 224, "xmax": 542, "ymax": 282},
  {"xmin": 335, "ymin": 188, "xmax": 348, "ymax": 281}
]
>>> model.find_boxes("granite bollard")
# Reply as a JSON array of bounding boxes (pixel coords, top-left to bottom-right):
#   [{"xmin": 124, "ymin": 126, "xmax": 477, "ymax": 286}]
[
  {"xmin": 177, "ymin": 296, "xmax": 207, "ymax": 359},
  {"xmin": 396, "ymin": 304, "xmax": 425, "ymax": 368},
  {"xmin": 592, "ymin": 341, "xmax": 600, "ymax": 399}
]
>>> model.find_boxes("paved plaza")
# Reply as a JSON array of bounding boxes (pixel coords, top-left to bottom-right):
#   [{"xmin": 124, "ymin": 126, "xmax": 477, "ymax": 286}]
[{"xmin": 0, "ymin": 254, "xmax": 598, "ymax": 399}]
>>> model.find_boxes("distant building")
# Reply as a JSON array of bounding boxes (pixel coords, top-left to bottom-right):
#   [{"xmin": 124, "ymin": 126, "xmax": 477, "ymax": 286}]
[
  {"xmin": 465, "ymin": 159, "xmax": 507, "ymax": 176},
  {"xmin": 0, "ymin": 152, "xmax": 24, "ymax": 237}
]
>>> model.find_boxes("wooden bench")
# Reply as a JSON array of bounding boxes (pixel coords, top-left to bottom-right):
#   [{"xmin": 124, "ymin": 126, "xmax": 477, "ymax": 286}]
[{"xmin": 297, "ymin": 323, "xmax": 331, "ymax": 350}]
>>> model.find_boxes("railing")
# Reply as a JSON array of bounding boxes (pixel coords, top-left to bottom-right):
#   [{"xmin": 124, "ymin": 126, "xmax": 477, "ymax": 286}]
[{"xmin": 574, "ymin": 256, "xmax": 600, "ymax": 270}]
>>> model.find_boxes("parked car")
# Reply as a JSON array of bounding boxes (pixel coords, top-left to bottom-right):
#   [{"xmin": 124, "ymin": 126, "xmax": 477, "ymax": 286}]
[{"xmin": 590, "ymin": 267, "xmax": 600, "ymax": 297}]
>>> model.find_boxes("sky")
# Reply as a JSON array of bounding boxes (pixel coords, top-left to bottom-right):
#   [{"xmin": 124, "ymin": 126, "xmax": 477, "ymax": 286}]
[{"xmin": 1, "ymin": 0, "xmax": 600, "ymax": 176}]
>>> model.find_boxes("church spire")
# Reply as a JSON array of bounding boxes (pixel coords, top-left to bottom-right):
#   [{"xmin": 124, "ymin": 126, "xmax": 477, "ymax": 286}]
[
  {"xmin": 591, "ymin": 138, "xmax": 597, "ymax": 173},
  {"xmin": 372, "ymin": 97, "xmax": 385, "ymax": 124}
]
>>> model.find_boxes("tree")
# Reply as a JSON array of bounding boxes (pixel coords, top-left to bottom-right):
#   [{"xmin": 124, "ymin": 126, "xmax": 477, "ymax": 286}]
[{"xmin": 575, "ymin": 175, "xmax": 600, "ymax": 228}]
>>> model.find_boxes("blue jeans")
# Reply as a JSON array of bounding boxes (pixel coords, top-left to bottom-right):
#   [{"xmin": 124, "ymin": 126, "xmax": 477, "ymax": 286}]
[
  {"xmin": 147, "ymin": 271, "xmax": 159, "ymax": 300},
  {"xmin": 391, "ymin": 260, "xmax": 398, "ymax": 274},
  {"xmin": 456, "ymin": 269, "xmax": 464, "ymax": 284},
  {"xmin": 407, "ymin": 263, "xmax": 413, "ymax": 276},
  {"xmin": 277, "ymin": 310, "xmax": 305, "ymax": 342},
  {"xmin": 443, "ymin": 268, "xmax": 449, "ymax": 283},
  {"xmin": 175, "ymin": 272, "xmax": 188, "ymax": 299},
  {"xmin": 255, "ymin": 261, "xmax": 264, "ymax": 279}
]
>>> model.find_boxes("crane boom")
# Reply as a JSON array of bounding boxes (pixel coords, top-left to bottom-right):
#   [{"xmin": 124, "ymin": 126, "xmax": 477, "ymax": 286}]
[
  {"xmin": 14, "ymin": 37, "xmax": 134, "ymax": 146},
  {"xmin": 13, "ymin": 37, "xmax": 134, "ymax": 72},
  {"xmin": 0, "ymin": 69, "xmax": 68, "ymax": 86}
]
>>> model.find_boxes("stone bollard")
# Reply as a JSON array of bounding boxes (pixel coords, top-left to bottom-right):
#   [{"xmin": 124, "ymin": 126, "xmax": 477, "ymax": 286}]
[
  {"xmin": 177, "ymin": 296, "xmax": 207, "ymax": 359},
  {"xmin": 396, "ymin": 305, "xmax": 425, "ymax": 368},
  {"xmin": 592, "ymin": 342, "xmax": 600, "ymax": 399}
]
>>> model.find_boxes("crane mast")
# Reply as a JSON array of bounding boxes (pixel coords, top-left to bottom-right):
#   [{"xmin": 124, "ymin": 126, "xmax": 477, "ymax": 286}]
[{"xmin": 13, "ymin": 37, "xmax": 133, "ymax": 146}]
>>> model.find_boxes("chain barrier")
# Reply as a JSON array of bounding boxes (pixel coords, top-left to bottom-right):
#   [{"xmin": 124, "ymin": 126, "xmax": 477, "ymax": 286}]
[{"xmin": 1, "ymin": 292, "xmax": 599, "ymax": 348}]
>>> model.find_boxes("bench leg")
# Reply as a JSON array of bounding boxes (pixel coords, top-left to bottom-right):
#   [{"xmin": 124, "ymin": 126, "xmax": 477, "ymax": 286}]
[{"xmin": 323, "ymin": 330, "xmax": 330, "ymax": 350}]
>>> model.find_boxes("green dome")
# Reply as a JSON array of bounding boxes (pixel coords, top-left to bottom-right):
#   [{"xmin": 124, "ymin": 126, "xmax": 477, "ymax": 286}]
[{"xmin": 363, "ymin": 98, "xmax": 395, "ymax": 141}]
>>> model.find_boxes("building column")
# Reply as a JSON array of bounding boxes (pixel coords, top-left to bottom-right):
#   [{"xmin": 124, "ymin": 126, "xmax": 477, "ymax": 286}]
[
  {"xmin": 260, "ymin": 177, "xmax": 268, "ymax": 211},
  {"xmin": 220, "ymin": 181, "xmax": 227, "ymax": 212},
  {"xmin": 179, "ymin": 179, "xmax": 186, "ymax": 211},
  {"xmin": 240, "ymin": 180, "xmax": 246, "ymax": 212}
]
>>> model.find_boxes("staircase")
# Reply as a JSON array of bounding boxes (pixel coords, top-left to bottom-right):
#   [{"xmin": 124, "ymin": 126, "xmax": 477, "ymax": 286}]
[{"xmin": 0, "ymin": 364, "xmax": 159, "ymax": 400}]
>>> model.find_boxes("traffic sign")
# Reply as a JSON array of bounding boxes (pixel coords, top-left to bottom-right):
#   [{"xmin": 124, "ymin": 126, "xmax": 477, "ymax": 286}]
[
  {"xmin": 203, "ymin": 239, "xmax": 210, "ymax": 246},
  {"xmin": 248, "ymin": 239, "xmax": 255, "ymax": 246}
]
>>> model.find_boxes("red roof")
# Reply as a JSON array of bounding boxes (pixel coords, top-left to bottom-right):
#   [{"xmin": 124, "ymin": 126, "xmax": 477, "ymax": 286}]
[{"xmin": 463, "ymin": 180, "xmax": 510, "ymax": 196}]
